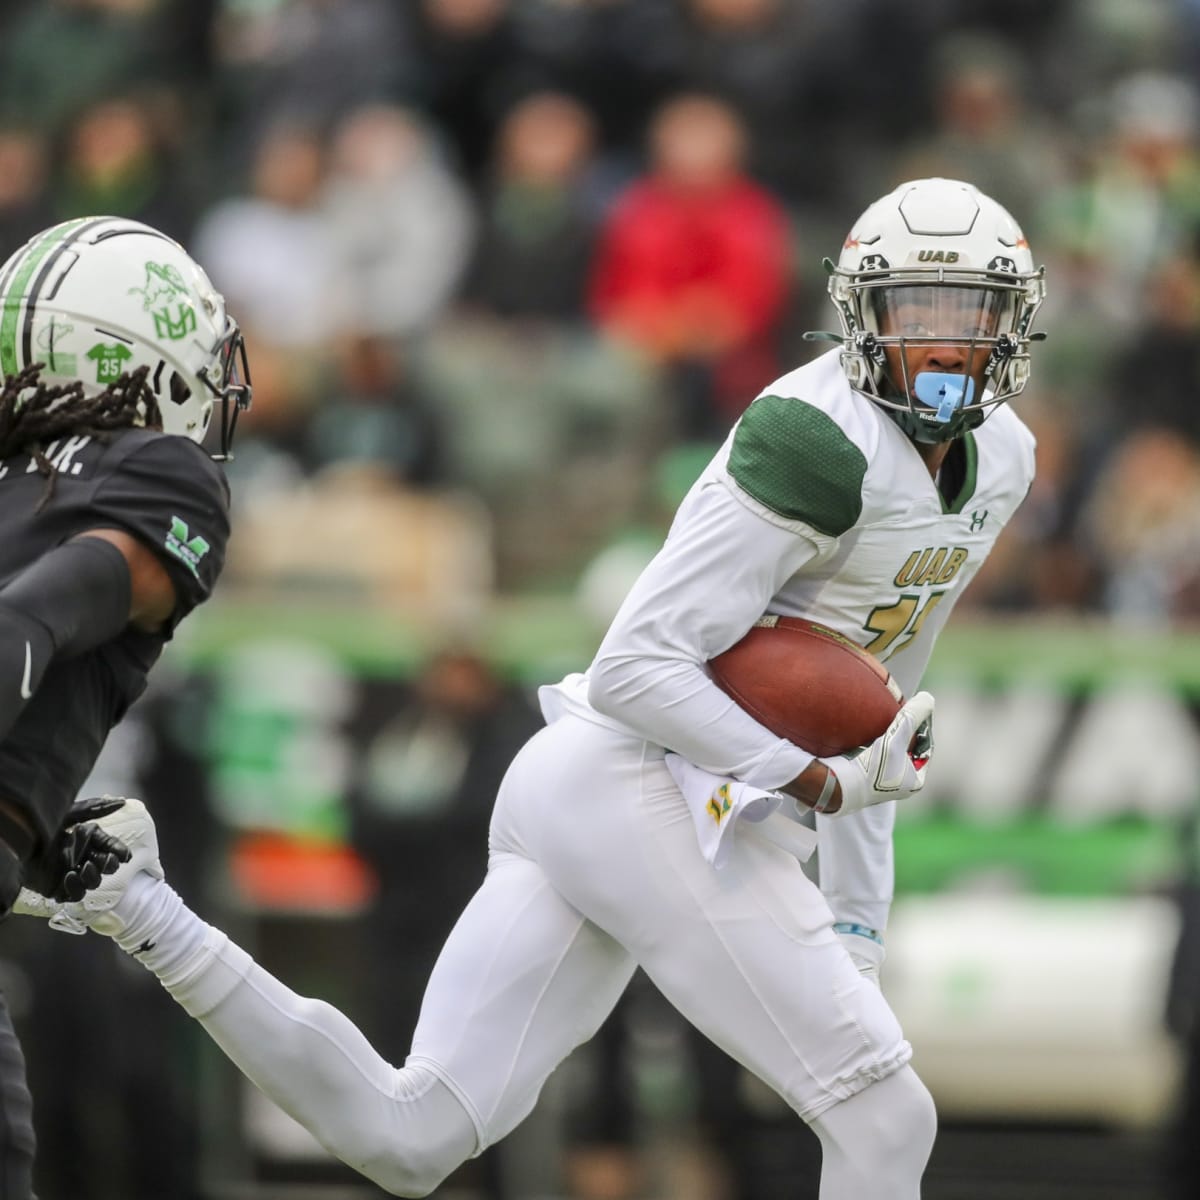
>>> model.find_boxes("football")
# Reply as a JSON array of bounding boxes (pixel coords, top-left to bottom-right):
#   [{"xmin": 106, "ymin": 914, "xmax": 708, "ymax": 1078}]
[{"xmin": 708, "ymin": 616, "xmax": 904, "ymax": 757}]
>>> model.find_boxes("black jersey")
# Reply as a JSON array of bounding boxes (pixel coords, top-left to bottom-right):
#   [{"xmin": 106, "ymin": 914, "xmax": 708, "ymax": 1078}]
[{"xmin": 0, "ymin": 428, "xmax": 229, "ymax": 844}]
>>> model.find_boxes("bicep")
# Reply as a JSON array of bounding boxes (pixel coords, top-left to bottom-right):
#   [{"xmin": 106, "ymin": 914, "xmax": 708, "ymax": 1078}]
[
  {"xmin": 596, "ymin": 479, "xmax": 825, "ymax": 667},
  {"xmin": 73, "ymin": 529, "xmax": 177, "ymax": 631},
  {"xmin": 585, "ymin": 481, "xmax": 824, "ymax": 785}
]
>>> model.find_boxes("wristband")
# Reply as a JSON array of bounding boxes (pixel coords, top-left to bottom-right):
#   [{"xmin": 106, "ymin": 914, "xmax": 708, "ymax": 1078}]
[
  {"xmin": 833, "ymin": 922, "xmax": 884, "ymax": 945},
  {"xmin": 812, "ymin": 767, "xmax": 838, "ymax": 814}
]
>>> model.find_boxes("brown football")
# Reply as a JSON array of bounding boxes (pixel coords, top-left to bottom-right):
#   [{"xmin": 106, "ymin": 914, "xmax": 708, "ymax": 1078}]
[{"xmin": 708, "ymin": 616, "xmax": 904, "ymax": 757}]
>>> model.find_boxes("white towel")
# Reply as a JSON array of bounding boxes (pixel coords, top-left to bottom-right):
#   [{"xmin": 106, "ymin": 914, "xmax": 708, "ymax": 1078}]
[{"xmin": 665, "ymin": 754, "xmax": 818, "ymax": 869}]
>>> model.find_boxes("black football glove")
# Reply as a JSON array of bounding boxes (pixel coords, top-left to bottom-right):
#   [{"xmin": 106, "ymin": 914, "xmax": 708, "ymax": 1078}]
[{"xmin": 22, "ymin": 796, "xmax": 132, "ymax": 903}]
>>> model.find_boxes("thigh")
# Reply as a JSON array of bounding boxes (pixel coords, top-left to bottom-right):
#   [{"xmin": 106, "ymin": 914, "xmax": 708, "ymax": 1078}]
[
  {"xmin": 408, "ymin": 849, "xmax": 636, "ymax": 1150},
  {"xmin": 506, "ymin": 717, "xmax": 911, "ymax": 1123}
]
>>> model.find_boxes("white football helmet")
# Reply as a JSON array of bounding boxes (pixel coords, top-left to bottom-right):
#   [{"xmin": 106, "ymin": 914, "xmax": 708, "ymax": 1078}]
[
  {"xmin": 813, "ymin": 178, "xmax": 1046, "ymax": 443},
  {"xmin": 0, "ymin": 216, "xmax": 251, "ymax": 458}
]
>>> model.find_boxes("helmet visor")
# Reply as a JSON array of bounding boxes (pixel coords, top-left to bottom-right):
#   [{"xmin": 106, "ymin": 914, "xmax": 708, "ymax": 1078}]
[{"xmin": 866, "ymin": 284, "xmax": 1013, "ymax": 343}]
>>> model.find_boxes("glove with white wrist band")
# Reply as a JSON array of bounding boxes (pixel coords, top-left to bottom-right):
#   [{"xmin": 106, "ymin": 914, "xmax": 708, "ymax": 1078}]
[{"xmin": 813, "ymin": 691, "xmax": 935, "ymax": 815}]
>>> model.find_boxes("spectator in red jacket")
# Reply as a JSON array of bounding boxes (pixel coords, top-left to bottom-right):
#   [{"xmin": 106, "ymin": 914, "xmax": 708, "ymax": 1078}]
[{"xmin": 588, "ymin": 93, "xmax": 793, "ymax": 437}]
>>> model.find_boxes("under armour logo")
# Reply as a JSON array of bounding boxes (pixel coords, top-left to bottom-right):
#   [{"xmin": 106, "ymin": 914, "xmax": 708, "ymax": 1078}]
[{"xmin": 969, "ymin": 509, "xmax": 989, "ymax": 531}]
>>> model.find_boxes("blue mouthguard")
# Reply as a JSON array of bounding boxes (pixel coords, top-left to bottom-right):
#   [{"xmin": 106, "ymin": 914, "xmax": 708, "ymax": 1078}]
[{"xmin": 913, "ymin": 373, "xmax": 976, "ymax": 423}]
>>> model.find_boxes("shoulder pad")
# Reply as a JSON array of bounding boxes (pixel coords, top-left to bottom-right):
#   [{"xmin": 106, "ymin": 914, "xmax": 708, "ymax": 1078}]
[{"xmin": 727, "ymin": 394, "xmax": 867, "ymax": 537}]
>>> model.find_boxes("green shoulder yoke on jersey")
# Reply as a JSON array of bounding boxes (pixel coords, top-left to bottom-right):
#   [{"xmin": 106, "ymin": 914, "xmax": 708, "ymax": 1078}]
[{"xmin": 728, "ymin": 394, "xmax": 867, "ymax": 537}]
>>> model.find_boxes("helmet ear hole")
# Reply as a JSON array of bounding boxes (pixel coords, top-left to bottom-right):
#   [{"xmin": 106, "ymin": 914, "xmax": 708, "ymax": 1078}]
[
  {"xmin": 168, "ymin": 370, "xmax": 192, "ymax": 408},
  {"xmin": 140, "ymin": 367, "xmax": 190, "ymax": 434}
]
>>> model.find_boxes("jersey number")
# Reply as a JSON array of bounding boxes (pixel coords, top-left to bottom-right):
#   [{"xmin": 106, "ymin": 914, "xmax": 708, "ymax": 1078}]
[{"xmin": 864, "ymin": 592, "xmax": 946, "ymax": 659}]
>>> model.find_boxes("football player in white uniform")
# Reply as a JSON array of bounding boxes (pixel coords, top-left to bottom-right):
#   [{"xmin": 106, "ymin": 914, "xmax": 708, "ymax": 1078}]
[{"xmin": 19, "ymin": 179, "xmax": 1045, "ymax": 1199}]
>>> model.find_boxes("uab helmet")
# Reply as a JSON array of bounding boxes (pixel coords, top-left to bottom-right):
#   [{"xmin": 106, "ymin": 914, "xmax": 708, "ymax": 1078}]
[
  {"xmin": 815, "ymin": 178, "xmax": 1045, "ymax": 443},
  {"xmin": 0, "ymin": 216, "xmax": 251, "ymax": 458}
]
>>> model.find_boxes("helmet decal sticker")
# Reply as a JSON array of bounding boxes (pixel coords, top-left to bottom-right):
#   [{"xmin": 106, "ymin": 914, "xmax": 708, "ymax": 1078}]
[
  {"xmin": 128, "ymin": 262, "xmax": 197, "ymax": 341},
  {"xmin": 0, "ymin": 216, "xmax": 98, "ymax": 376},
  {"xmin": 37, "ymin": 320, "xmax": 75, "ymax": 375},
  {"xmin": 86, "ymin": 341, "xmax": 133, "ymax": 384}
]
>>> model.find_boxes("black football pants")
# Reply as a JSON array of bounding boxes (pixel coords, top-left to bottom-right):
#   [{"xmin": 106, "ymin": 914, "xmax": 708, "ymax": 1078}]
[{"xmin": 0, "ymin": 994, "xmax": 33, "ymax": 1199}]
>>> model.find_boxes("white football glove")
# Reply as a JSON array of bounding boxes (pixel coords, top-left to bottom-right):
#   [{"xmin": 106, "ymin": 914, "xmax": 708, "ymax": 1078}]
[{"xmin": 819, "ymin": 691, "xmax": 935, "ymax": 816}]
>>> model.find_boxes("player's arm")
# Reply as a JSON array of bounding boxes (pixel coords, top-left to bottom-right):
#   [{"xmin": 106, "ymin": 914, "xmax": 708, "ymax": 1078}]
[
  {"xmin": 0, "ymin": 527, "xmax": 178, "ymax": 837},
  {"xmin": 0, "ymin": 528, "xmax": 177, "ymax": 907},
  {"xmin": 0, "ymin": 525, "xmax": 177, "ymax": 708},
  {"xmin": 77, "ymin": 528, "xmax": 177, "ymax": 631},
  {"xmin": 589, "ymin": 396, "xmax": 872, "ymax": 787},
  {"xmin": 587, "ymin": 475, "xmax": 826, "ymax": 786}
]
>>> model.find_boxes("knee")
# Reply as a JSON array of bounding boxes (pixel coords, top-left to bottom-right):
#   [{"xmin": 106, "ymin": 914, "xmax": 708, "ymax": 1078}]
[
  {"xmin": 350, "ymin": 1130, "xmax": 466, "ymax": 1197},
  {"xmin": 352, "ymin": 1067, "xmax": 479, "ymax": 1197},
  {"xmin": 367, "ymin": 1149, "xmax": 455, "ymax": 1198},
  {"xmin": 813, "ymin": 1064, "xmax": 938, "ymax": 1193},
  {"xmin": 843, "ymin": 1065, "xmax": 937, "ymax": 1162},
  {"xmin": 881, "ymin": 1068, "xmax": 937, "ymax": 1159}
]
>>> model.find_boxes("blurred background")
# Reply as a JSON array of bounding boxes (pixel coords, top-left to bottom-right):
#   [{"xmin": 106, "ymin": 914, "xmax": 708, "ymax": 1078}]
[{"xmin": 0, "ymin": 0, "xmax": 1198, "ymax": 1197}]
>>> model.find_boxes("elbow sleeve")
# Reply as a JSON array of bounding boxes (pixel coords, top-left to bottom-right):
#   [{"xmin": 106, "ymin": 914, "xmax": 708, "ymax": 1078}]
[
  {"xmin": 0, "ymin": 537, "xmax": 131, "ymax": 658},
  {"xmin": 0, "ymin": 537, "xmax": 131, "ymax": 746}
]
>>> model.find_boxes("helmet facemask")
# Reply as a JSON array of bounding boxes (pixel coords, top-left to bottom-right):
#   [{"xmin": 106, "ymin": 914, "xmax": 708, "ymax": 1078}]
[{"xmin": 196, "ymin": 314, "xmax": 253, "ymax": 461}]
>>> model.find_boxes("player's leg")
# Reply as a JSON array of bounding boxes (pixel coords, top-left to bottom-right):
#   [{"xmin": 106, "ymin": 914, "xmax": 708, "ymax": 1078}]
[
  {"xmin": 0, "ymin": 994, "xmax": 35, "ymax": 1199},
  {"xmin": 809, "ymin": 1065, "xmax": 936, "ymax": 1200},
  {"xmin": 404, "ymin": 849, "xmax": 636, "ymax": 1151},
  {"xmin": 124, "ymin": 871, "xmax": 629, "ymax": 1196},
  {"xmin": 516, "ymin": 717, "xmax": 934, "ymax": 1199},
  {"xmin": 38, "ymin": 755, "xmax": 636, "ymax": 1197},
  {"xmin": 388, "ymin": 718, "xmax": 646, "ymax": 1151},
  {"xmin": 84, "ymin": 865, "xmax": 476, "ymax": 1197},
  {"xmin": 176, "ymin": 851, "xmax": 634, "ymax": 1194}
]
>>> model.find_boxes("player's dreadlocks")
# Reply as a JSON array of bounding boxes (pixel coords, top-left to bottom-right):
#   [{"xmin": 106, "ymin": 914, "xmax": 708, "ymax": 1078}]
[{"xmin": 0, "ymin": 363, "xmax": 162, "ymax": 509}]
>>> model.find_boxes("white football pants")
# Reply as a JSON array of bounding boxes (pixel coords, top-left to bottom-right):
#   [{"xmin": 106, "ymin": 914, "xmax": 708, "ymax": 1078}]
[{"xmin": 171, "ymin": 715, "xmax": 930, "ymax": 1196}]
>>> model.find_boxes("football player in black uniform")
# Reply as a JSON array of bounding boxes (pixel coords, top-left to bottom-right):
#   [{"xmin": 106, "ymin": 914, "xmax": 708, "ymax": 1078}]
[{"xmin": 0, "ymin": 216, "xmax": 250, "ymax": 1196}]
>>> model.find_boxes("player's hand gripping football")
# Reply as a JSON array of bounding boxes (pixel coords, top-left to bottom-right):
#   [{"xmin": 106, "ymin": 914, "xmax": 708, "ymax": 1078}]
[
  {"xmin": 19, "ymin": 796, "xmax": 131, "ymax": 905},
  {"xmin": 820, "ymin": 691, "xmax": 935, "ymax": 816}
]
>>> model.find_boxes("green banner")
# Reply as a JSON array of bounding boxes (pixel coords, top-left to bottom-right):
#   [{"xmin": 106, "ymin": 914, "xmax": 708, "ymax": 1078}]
[{"xmin": 174, "ymin": 601, "xmax": 1200, "ymax": 892}]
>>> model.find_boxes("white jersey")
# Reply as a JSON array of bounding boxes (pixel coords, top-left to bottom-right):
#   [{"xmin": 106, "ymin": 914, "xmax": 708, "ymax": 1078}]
[{"xmin": 545, "ymin": 347, "xmax": 1036, "ymax": 931}]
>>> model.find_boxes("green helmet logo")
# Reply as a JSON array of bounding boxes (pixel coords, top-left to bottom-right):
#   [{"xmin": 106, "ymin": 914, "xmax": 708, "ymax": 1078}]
[{"xmin": 129, "ymin": 261, "xmax": 197, "ymax": 341}]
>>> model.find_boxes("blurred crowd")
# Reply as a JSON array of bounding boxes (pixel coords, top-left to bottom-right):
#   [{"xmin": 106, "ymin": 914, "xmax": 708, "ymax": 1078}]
[
  {"xmin": 2, "ymin": 5, "xmax": 1200, "ymax": 1200},
  {"xmin": 2, "ymin": 0, "xmax": 1200, "ymax": 622}
]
